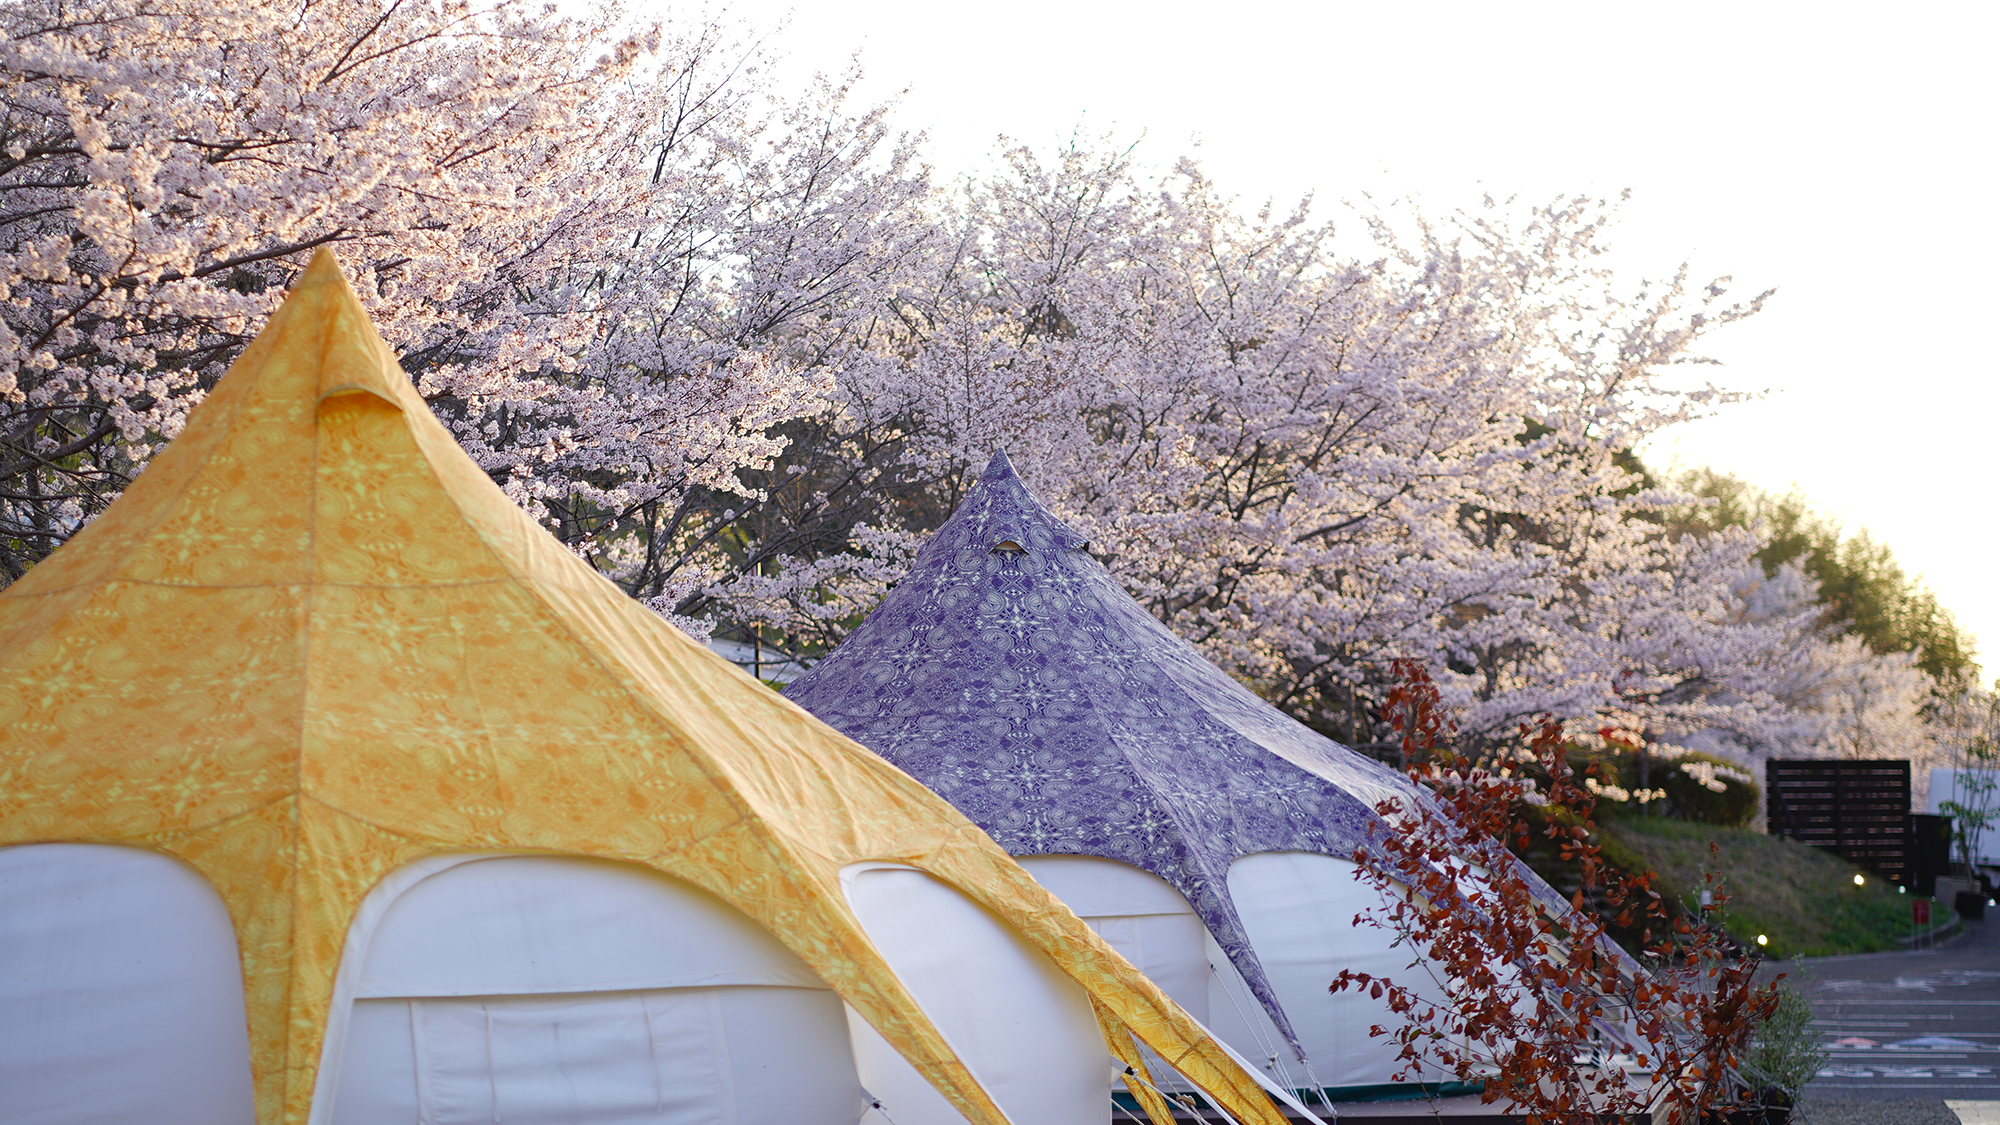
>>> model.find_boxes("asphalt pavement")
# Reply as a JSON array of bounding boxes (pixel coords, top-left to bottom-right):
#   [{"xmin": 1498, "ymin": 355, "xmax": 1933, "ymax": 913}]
[{"xmin": 1790, "ymin": 907, "xmax": 2000, "ymax": 1124}]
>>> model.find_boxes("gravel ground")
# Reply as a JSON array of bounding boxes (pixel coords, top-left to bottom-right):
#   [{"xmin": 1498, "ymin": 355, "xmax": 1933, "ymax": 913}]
[{"xmin": 1796, "ymin": 1096, "xmax": 1959, "ymax": 1124}]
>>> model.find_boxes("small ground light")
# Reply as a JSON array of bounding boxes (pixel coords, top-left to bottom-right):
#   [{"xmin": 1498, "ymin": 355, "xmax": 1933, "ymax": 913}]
[
  {"xmin": 1854, "ymin": 874, "xmax": 1865, "ymax": 886},
  {"xmin": 1757, "ymin": 935, "xmax": 1768, "ymax": 946}
]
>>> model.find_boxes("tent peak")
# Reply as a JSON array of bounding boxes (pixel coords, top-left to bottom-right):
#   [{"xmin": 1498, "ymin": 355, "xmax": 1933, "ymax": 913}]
[
  {"xmin": 979, "ymin": 448, "xmax": 1016, "ymax": 482},
  {"xmin": 297, "ymin": 246, "xmax": 348, "ymax": 290},
  {"xmin": 289, "ymin": 247, "xmax": 407, "ymax": 411},
  {"xmin": 950, "ymin": 450, "xmax": 1087, "ymax": 554}
]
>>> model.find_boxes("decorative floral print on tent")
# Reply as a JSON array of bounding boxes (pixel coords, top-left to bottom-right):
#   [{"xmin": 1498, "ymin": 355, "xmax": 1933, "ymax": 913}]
[{"xmin": 785, "ymin": 450, "xmax": 1424, "ymax": 1054}]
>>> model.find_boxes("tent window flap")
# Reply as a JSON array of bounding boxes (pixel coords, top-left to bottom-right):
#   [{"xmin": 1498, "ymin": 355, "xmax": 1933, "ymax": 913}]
[{"xmin": 322, "ymin": 856, "xmax": 864, "ymax": 1125}]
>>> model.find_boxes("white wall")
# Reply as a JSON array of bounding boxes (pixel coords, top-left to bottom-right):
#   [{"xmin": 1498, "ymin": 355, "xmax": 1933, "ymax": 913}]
[{"xmin": 1930, "ymin": 769, "xmax": 2000, "ymax": 867}]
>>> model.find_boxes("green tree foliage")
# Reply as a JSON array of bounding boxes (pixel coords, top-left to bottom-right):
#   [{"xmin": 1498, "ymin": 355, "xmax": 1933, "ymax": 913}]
[
  {"xmin": 1741, "ymin": 972, "xmax": 1828, "ymax": 1101},
  {"xmin": 1582, "ymin": 747, "xmax": 1761, "ymax": 827},
  {"xmin": 1677, "ymin": 468, "xmax": 1977, "ymax": 683}
]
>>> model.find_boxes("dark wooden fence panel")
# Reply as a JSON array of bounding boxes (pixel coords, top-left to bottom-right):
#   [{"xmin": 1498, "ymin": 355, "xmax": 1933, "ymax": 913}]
[{"xmin": 1766, "ymin": 759, "xmax": 1912, "ymax": 886}]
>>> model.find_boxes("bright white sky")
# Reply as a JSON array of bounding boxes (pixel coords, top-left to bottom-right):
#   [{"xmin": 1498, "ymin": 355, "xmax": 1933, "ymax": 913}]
[{"xmin": 696, "ymin": 0, "xmax": 2000, "ymax": 671}]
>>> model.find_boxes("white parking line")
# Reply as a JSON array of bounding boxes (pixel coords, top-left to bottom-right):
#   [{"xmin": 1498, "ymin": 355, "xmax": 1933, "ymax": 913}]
[
  {"xmin": 1817, "ymin": 1000, "xmax": 2000, "ymax": 1006},
  {"xmin": 1811, "ymin": 1083, "xmax": 2000, "ymax": 1090}
]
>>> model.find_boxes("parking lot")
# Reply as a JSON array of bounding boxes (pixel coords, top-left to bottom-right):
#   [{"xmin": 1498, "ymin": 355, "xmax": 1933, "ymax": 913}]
[{"xmin": 1797, "ymin": 910, "xmax": 2000, "ymax": 1118}]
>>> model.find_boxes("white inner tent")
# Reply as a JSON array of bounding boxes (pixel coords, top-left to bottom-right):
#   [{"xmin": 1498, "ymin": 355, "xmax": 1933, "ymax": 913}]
[
  {"xmin": 312, "ymin": 854, "xmax": 1112, "ymax": 1125},
  {"xmin": 0, "ymin": 844, "xmax": 257, "ymax": 1125},
  {"xmin": 316, "ymin": 855, "xmax": 862, "ymax": 1125},
  {"xmin": 1019, "ymin": 853, "xmax": 1432, "ymax": 1094},
  {"xmin": 0, "ymin": 844, "xmax": 1155, "ymax": 1125},
  {"xmin": 841, "ymin": 864, "xmax": 1110, "ymax": 1125}
]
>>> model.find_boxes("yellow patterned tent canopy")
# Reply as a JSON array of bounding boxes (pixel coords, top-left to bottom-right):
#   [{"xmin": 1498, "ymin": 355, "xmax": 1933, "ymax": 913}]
[{"xmin": 0, "ymin": 251, "xmax": 1288, "ymax": 1125}]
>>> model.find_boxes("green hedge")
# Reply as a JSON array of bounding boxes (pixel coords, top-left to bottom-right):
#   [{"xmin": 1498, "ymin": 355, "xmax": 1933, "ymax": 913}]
[{"xmin": 1579, "ymin": 749, "xmax": 1760, "ymax": 827}]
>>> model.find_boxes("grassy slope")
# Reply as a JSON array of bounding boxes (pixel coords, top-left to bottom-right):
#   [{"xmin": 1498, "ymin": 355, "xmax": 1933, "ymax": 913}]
[{"xmin": 1600, "ymin": 817, "xmax": 1938, "ymax": 959}]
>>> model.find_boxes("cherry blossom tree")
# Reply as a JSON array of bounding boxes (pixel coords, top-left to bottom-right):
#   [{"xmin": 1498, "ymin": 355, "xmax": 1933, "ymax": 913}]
[
  {"xmin": 1, "ymin": 0, "xmax": 1950, "ymax": 773},
  {"xmin": 709, "ymin": 132, "xmax": 1962, "ymax": 780},
  {"xmin": 714, "ymin": 136, "xmax": 1823, "ymax": 755},
  {"xmin": 1, "ymin": 0, "xmax": 639, "ymax": 570},
  {"xmin": 0, "ymin": 0, "xmax": 931, "ymax": 622}
]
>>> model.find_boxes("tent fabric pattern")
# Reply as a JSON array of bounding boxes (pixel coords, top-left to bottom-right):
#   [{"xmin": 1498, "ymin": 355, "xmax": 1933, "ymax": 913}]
[
  {"xmin": 0, "ymin": 254, "xmax": 1287, "ymax": 1125},
  {"xmin": 783, "ymin": 450, "xmax": 1421, "ymax": 1052}
]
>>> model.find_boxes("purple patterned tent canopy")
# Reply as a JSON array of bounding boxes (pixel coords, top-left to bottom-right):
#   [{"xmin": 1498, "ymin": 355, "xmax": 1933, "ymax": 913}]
[{"xmin": 784, "ymin": 451, "xmax": 1428, "ymax": 1053}]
